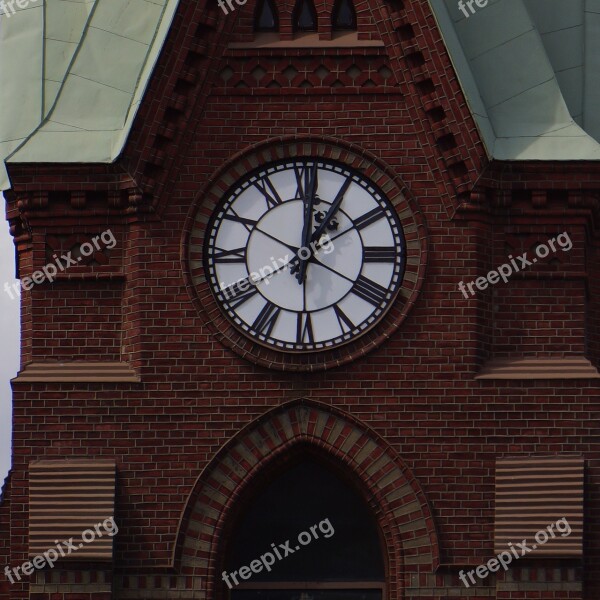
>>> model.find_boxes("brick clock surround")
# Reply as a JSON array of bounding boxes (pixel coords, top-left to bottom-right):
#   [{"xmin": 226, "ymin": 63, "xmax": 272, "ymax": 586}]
[{"xmin": 1, "ymin": 0, "xmax": 600, "ymax": 599}]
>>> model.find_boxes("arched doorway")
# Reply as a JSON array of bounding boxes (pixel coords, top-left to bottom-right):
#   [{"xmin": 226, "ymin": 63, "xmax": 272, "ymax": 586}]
[
  {"xmin": 173, "ymin": 400, "xmax": 439, "ymax": 600},
  {"xmin": 221, "ymin": 455, "xmax": 386, "ymax": 600}
]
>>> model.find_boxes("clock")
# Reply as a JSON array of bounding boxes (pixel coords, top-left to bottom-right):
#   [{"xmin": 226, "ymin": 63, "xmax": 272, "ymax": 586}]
[{"xmin": 203, "ymin": 158, "xmax": 406, "ymax": 352}]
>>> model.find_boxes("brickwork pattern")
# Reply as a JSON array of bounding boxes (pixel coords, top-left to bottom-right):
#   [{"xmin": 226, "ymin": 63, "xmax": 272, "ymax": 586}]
[{"xmin": 0, "ymin": 0, "xmax": 599, "ymax": 599}]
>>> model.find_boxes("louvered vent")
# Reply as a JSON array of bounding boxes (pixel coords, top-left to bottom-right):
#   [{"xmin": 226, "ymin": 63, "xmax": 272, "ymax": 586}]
[
  {"xmin": 29, "ymin": 460, "xmax": 116, "ymax": 560},
  {"xmin": 494, "ymin": 456, "xmax": 583, "ymax": 556}
]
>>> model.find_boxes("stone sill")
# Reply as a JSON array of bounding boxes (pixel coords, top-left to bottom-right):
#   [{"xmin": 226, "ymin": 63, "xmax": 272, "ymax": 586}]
[
  {"xmin": 228, "ymin": 32, "xmax": 384, "ymax": 49},
  {"xmin": 476, "ymin": 356, "xmax": 600, "ymax": 380},
  {"xmin": 13, "ymin": 361, "xmax": 140, "ymax": 383}
]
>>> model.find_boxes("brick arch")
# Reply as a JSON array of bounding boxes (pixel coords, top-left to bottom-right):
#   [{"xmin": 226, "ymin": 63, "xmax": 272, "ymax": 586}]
[{"xmin": 174, "ymin": 398, "xmax": 439, "ymax": 599}]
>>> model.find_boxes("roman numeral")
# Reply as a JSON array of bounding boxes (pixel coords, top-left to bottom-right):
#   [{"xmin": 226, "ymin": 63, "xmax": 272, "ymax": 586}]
[
  {"xmin": 213, "ymin": 247, "xmax": 246, "ymax": 263},
  {"xmin": 352, "ymin": 274, "xmax": 388, "ymax": 306},
  {"xmin": 364, "ymin": 246, "xmax": 397, "ymax": 262},
  {"xmin": 221, "ymin": 279, "xmax": 259, "ymax": 308},
  {"xmin": 223, "ymin": 213, "xmax": 258, "ymax": 231},
  {"xmin": 255, "ymin": 177, "xmax": 283, "ymax": 209},
  {"xmin": 293, "ymin": 164, "xmax": 311, "ymax": 199},
  {"xmin": 296, "ymin": 312, "xmax": 314, "ymax": 344},
  {"xmin": 354, "ymin": 207, "xmax": 384, "ymax": 231},
  {"xmin": 253, "ymin": 301, "xmax": 281, "ymax": 337},
  {"xmin": 333, "ymin": 305, "xmax": 355, "ymax": 334}
]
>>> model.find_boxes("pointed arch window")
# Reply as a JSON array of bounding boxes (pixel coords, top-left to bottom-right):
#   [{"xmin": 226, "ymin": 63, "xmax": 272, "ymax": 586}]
[
  {"xmin": 222, "ymin": 458, "xmax": 385, "ymax": 599},
  {"xmin": 293, "ymin": 0, "xmax": 318, "ymax": 31},
  {"xmin": 254, "ymin": 0, "xmax": 279, "ymax": 32},
  {"xmin": 332, "ymin": 0, "xmax": 356, "ymax": 30}
]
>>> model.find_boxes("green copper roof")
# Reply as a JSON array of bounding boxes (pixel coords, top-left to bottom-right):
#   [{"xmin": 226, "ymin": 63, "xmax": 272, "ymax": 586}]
[
  {"xmin": 2, "ymin": 0, "xmax": 600, "ymax": 190},
  {"xmin": 429, "ymin": 0, "xmax": 600, "ymax": 160},
  {"xmin": 0, "ymin": 0, "xmax": 180, "ymax": 190}
]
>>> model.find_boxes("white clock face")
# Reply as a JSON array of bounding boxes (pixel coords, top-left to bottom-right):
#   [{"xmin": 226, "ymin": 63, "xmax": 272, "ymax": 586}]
[{"xmin": 205, "ymin": 159, "xmax": 406, "ymax": 352}]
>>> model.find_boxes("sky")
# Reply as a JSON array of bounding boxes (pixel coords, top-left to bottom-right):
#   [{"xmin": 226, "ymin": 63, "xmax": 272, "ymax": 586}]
[{"xmin": 0, "ymin": 195, "xmax": 20, "ymax": 486}]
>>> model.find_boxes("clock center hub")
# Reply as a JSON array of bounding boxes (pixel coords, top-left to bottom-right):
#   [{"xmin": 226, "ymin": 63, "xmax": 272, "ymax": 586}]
[{"xmin": 246, "ymin": 200, "xmax": 363, "ymax": 311}]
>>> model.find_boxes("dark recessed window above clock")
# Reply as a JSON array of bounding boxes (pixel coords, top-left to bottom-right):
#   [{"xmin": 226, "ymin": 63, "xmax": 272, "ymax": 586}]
[
  {"xmin": 332, "ymin": 0, "xmax": 356, "ymax": 30},
  {"xmin": 245, "ymin": 0, "xmax": 376, "ymax": 47},
  {"xmin": 293, "ymin": 0, "xmax": 318, "ymax": 31},
  {"xmin": 255, "ymin": 0, "xmax": 279, "ymax": 32}
]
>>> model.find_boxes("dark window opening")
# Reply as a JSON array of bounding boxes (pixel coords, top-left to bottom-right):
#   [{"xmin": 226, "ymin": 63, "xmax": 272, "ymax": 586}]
[
  {"xmin": 332, "ymin": 0, "xmax": 356, "ymax": 30},
  {"xmin": 223, "ymin": 458, "xmax": 385, "ymax": 600},
  {"xmin": 293, "ymin": 0, "xmax": 318, "ymax": 31},
  {"xmin": 255, "ymin": 0, "xmax": 279, "ymax": 32}
]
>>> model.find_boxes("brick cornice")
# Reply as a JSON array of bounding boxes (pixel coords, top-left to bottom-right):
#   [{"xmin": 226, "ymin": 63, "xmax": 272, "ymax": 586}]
[{"xmin": 448, "ymin": 161, "xmax": 600, "ymax": 237}]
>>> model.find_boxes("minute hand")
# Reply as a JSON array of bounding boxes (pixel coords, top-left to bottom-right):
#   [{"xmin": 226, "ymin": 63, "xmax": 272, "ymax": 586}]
[{"xmin": 310, "ymin": 177, "xmax": 352, "ymax": 242}]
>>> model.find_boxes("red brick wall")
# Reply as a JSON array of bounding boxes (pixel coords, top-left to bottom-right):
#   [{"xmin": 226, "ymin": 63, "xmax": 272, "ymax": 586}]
[
  {"xmin": 30, "ymin": 283, "xmax": 123, "ymax": 362},
  {"xmin": 0, "ymin": 474, "xmax": 11, "ymax": 600},
  {"xmin": 5, "ymin": 131, "xmax": 598, "ymax": 600},
  {"xmin": 493, "ymin": 280, "xmax": 586, "ymax": 356},
  {"xmin": 1, "ymin": 0, "xmax": 599, "ymax": 599},
  {"xmin": 588, "ymin": 244, "xmax": 600, "ymax": 369}
]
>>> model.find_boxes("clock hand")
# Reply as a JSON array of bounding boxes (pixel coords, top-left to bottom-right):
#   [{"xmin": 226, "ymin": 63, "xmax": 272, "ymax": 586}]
[
  {"xmin": 310, "ymin": 177, "xmax": 351, "ymax": 244},
  {"xmin": 254, "ymin": 226, "xmax": 300, "ymax": 255},
  {"xmin": 290, "ymin": 176, "xmax": 350, "ymax": 280},
  {"xmin": 246, "ymin": 225, "xmax": 304, "ymax": 279},
  {"xmin": 300, "ymin": 163, "xmax": 317, "ymax": 248},
  {"xmin": 296, "ymin": 162, "xmax": 318, "ymax": 284}
]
